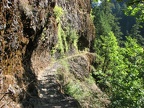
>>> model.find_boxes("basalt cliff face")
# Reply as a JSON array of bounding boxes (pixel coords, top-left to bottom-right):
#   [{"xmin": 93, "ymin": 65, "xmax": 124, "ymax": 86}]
[{"xmin": 0, "ymin": 0, "xmax": 109, "ymax": 108}]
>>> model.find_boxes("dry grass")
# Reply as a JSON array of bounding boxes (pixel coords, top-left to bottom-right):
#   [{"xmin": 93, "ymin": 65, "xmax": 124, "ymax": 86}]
[
  {"xmin": 19, "ymin": 0, "xmax": 33, "ymax": 17},
  {"xmin": 31, "ymin": 51, "xmax": 52, "ymax": 76}
]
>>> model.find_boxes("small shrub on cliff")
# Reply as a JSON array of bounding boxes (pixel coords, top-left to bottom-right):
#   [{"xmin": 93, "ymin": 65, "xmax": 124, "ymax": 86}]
[
  {"xmin": 52, "ymin": 25, "xmax": 79, "ymax": 56},
  {"xmin": 53, "ymin": 5, "xmax": 79, "ymax": 55},
  {"xmin": 54, "ymin": 5, "xmax": 64, "ymax": 21},
  {"xmin": 55, "ymin": 23, "xmax": 68, "ymax": 55},
  {"xmin": 66, "ymin": 27, "xmax": 79, "ymax": 50}
]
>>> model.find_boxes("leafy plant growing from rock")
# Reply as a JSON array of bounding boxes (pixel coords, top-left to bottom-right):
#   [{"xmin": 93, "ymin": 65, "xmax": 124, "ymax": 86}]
[
  {"xmin": 53, "ymin": 5, "xmax": 79, "ymax": 56},
  {"xmin": 54, "ymin": 5, "xmax": 64, "ymax": 21}
]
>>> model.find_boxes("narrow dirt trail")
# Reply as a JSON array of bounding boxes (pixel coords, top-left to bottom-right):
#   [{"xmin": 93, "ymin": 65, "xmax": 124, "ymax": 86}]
[
  {"xmin": 28, "ymin": 52, "xmax": 93, "ymax": 108},
  {"xmin": 30, "ymin": 61, "xmax": 80, "ymax": 108}
]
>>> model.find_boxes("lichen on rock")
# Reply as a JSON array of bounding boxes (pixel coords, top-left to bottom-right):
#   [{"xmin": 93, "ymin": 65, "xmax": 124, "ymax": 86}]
[{"xmin": 0, "ymin": 0, "xmax": 108, "ymax": 107}]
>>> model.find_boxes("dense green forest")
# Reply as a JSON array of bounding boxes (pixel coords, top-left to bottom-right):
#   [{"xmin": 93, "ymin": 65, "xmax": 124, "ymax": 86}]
[{"xmin": 92, "ymin": 0, "xmax": 144, "ymax": 107}]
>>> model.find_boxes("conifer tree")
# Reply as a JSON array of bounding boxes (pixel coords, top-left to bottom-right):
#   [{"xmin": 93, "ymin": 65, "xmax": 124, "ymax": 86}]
[{"xmin": 92, "ymin": 0, "xmax": 122, "ymax": 42}]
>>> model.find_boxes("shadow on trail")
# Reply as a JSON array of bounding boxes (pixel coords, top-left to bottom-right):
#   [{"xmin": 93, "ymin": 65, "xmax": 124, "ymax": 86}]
[{"xmin": 31, "ymin": 70, "xmax": 81, "ymax": 108}]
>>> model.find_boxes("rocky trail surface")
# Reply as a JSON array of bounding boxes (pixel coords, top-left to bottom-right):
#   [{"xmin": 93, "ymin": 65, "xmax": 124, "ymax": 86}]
[{"xmin": 28, "ymin": 61, "xmax": 80, "ymax": 108}]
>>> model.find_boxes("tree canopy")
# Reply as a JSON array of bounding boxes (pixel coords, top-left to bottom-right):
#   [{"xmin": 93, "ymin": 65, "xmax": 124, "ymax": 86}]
[{"xmin": 92, "ymin": 0, "xmax": 144, "ymax": 107}]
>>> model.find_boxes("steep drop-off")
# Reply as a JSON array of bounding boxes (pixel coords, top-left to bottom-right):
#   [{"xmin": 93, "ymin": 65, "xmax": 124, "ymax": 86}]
[{"xmin": 0, "ymin": 0, "xmax": 109, "ymax": 107}]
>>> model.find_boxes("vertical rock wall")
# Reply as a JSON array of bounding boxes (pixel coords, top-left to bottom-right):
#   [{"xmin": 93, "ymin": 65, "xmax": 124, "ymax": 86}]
[
  {"xmin": 57, "ymin": 0, "xmax": 95, "ymax": 49},
  {"xmin": 0, "ymin": 0, "xmax": 95, "ymax": 107}
]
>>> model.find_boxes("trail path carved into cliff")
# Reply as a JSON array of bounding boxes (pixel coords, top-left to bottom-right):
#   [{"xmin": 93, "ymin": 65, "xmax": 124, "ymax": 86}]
[{"xmin": 30, "ymin": 52, "xmax": 90, "ymax": 108}]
